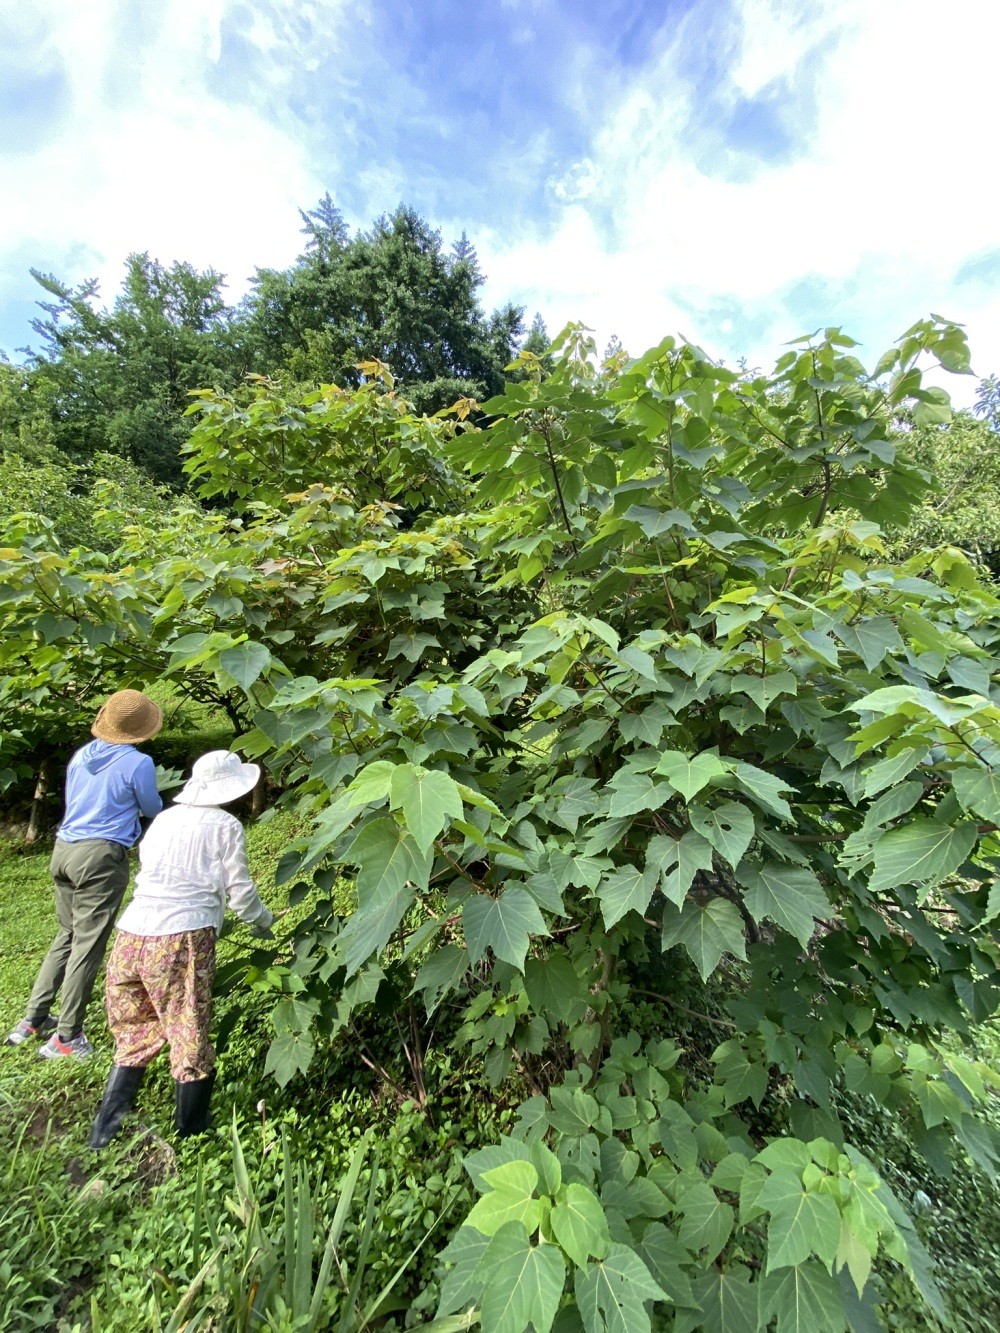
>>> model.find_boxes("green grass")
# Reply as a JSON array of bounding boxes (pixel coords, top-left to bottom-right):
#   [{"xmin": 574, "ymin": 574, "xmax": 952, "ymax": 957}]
[
  {"xmin": 0, "ymin": 810, "xmax": 501, "ymax": 1330},
  {"xmin": 5, "ymin": 708, "xmax": 1000, "ymax": 1328}
]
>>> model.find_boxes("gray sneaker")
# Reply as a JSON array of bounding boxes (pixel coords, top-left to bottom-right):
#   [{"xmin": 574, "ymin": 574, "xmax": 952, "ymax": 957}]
[
  {"xmin": 38, "ymin": 1032, "xmax": 93, "ymax": 1060},
  {"xmin": 6, "ymin": 1016, "xmax": 58, "ymax": 1047}
]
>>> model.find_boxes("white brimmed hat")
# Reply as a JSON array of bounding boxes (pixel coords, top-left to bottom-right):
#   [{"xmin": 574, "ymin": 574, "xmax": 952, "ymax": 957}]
[{"xmin": 174, "ymin": 750, "xmax": 260, "ymax": 807}]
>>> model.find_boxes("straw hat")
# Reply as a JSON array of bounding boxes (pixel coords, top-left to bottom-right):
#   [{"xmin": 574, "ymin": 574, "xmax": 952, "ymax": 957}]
[
  {"xmin": 91, "ymin": 690, "xmax": 164, "ymax": 744},
  {"xmin": 174, "ymin": 750, "xmax": 260, "ymax": 807}
]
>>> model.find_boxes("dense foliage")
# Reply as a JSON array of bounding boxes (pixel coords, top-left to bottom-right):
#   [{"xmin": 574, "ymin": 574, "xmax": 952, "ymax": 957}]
[
  {"xmin": 0, "ymin": 816, "xmax": 511, "ymax": 1332},
  {"xmin": 3, "ymin": 315, "xmax": 1000, "ymax": 1330},
  {"xmin": 0, "ymin": 200, "xmax": 529, "ymax": 488},
  {"xmin": 893, "ymin": 411, "xmax": 1000, "ymax": 577}
]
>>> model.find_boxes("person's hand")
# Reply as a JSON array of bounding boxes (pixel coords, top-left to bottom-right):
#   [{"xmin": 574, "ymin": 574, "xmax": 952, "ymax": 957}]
[{"xmin": 251, "ymin": 919, "xmax": 275, "ymax": 939}]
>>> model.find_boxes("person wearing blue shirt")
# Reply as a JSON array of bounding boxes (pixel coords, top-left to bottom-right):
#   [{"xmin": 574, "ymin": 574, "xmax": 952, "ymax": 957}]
[{"xmin": 6, "ymin": 690, "xmax": 164, "ymax": 1059}]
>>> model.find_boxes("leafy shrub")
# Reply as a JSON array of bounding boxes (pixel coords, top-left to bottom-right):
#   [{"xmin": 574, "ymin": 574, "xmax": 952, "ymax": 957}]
[{"xmin": 4, "ymin": 316, "xmax": 1000, "ymax": 1328}]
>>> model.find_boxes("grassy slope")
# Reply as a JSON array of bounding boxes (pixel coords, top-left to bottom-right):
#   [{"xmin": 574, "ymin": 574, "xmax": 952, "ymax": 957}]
[
  {"xmin": 3, "ymin": 798, "xmax": 1000, "ymax": 1327},
  {"xmin": 0, "ymin": 816, "xmax": 303, "ymax": 1330},
  {"xmin": 0, "ymin": 809, "xmax": 299, "ymax": 1072},
  {"xmin": 0, "ymin": 815, "xmax": 501, "ymax": 1331}
]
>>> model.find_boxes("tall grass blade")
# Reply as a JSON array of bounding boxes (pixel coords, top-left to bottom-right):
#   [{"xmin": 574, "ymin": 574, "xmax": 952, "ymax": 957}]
[
  {"xmin": 337, "ymin": 1148, "xmax": 381, "ymax": 1333},
  {"xmin": 328, "ymin": 1130, "xmax": 373, "ymax": 1250},
  {"xmin": 358, "ymin": 1186, "xmax": 463, "ymax": 1327},
  {"xmin": 293, "ymin": 1163, "xmax": 314, "ymax": 1318}
]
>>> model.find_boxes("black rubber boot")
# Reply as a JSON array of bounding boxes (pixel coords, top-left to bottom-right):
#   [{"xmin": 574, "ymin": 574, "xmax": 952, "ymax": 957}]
[
  {"xmin": 89, "ymin": 1064, "xmax": 145, "ymax": 1150},
  {"xmin": 174, "ymin": 1071, "xmax": 216, "ymax": 1138}
]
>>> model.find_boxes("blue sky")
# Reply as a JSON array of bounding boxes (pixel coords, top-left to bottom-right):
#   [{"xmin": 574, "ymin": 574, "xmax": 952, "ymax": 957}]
[{"xmin": 1, "ymin": 0, "xmax": 997, "ymax": 402}]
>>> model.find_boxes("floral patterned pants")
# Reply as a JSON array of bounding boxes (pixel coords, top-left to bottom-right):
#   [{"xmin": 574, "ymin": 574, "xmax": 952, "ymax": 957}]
[{"xmin": 105, "ymin": 928, "xmax": 216, "ymax": 1082}]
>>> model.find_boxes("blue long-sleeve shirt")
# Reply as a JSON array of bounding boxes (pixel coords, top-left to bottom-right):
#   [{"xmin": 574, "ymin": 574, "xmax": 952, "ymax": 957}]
[{"xmin": 57, "ymin": 740, "xmax": 163, "ymax": 848}]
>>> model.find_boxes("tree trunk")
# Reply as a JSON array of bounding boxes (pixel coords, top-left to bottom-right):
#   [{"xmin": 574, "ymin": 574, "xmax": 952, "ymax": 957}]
[
  {"xmin": 574, "ymin": 946, "xmax": 616, "ymax": 1079},
  {"xmin": 250, "ymin": 769, "xmax": 267, "ymax": 821},
  {"xmin": 25, "ymin": 755, "xmax": 52, "ymax": 845}
]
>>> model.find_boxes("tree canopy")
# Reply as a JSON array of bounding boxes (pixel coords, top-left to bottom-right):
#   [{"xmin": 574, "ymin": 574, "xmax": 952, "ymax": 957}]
[
  {"xmin": 2, "ymin": 312, "xmax": 998, "ymax": 1328},
  {"xmin": 0, "ymin": 198, "xmax": 531, "ymax": 488},
  {"xmin": 245, "ymin": 199, "xmax": 525, "ymax": 412},
  {"xmin": 894, "ymin": 410, "xmax": 1000, "ymax": 577}
]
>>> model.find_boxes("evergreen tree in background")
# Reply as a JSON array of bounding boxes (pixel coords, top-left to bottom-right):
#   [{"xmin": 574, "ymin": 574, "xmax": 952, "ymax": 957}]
[
  {"xmin": 25, "ymin": 255, "xmax": 238, "ymax": 484},
  {"xmin": 1, "ymin": 198, "xmax": 531, "ymax": 487},
  {"xmin": 244, "ymin": 200, "xmax": 524, "ymax": 412}
]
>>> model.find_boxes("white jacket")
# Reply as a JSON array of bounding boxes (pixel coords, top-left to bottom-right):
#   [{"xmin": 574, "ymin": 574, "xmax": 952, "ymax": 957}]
[{"xmin": 116, "ymin": 804, "xmax": 274, "ymax": 937}]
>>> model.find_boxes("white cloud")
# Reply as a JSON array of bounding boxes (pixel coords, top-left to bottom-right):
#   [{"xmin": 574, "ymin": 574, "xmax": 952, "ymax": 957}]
[
  {"xmin": 549, "ymin": 157, "xmax": 599, "ymax": 202},
  {"xmin": 1, "ymin": 0, "xmax": 996, "ymax": 408},
  {"xmin": 728, "ymin": 0, "xmax": 850, "ymax": 99},
  {"xmin": 481, "ymin": 0, "xmax": 1000, "ymax": 399},
  {"xmin": 0, "ymin": 0, "xmax": 332, "ymax": 307}
]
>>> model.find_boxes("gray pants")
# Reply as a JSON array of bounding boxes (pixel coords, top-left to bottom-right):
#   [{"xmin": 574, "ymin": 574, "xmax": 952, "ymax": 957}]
[{"xmin": 25, "ymin": 839, "xmax": 131, "ymax": 1038}]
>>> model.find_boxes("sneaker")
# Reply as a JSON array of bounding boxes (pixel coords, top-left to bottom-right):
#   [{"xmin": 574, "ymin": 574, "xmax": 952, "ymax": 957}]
[
  {"xmin": 6, "ymin": 1016, "xmax": 58, "ymax": 1047},
  {"xmin": 38, "ymin": 1032, "xmax": 93, "ymax": 1060}
]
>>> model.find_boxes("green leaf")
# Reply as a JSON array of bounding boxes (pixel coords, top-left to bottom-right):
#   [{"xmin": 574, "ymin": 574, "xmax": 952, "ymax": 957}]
[
  {"xmin": 341, "ymin": 884, "xmax": 414, "ymax": 975},
  {"xmin": 690, "ymin": 801, "xmax": 755, "ymax": 869},
  {"xmin": 607, "ymin": 770, "xmax": 667, "ymax": 817},
  {"xmin": 757, "ymin": 1169, "xmax": 842, "ymax": 1271},
  {"xmin": 464, "ymin": 1140, "xmax": 533, "ymax": 1192},
  {"xmin": 327, "ymin": 963, "xmax": 383, "ymax": 1036},
  {"xmin": 549, "ymin": 1086, "xmax": 601, "ymax": 1137},
  {"xmin": 835, "ymin": 616, "xmax": 904, "ymax": 671},
  {"xmin": 619, "ymin": 702, "xmax": 674, "ymax": 746},
  {"xmin": 862, "ymin": 780, "xmax": 923, "ymax": 829},
  {"xmin": 437, "ymin": 1221, "xmax": 490, "ymax": 1317},
  {"xmin": 981, "ymin": 881, "xmax": 1000, "ymax": 927},
  {"xmin": 644, "ymin": 833, "xmax": 679, "ymax": 882},
  {"xmin": 389, "ymin": 764, "xmax": 464, "ymax": 854},
  {"xmin": 718, "ymin": 1057, "xmax": 769, "ymax": 1109},
  {"xmin": 868, "ymin": 818, "xmax": 978, "ymax": 895},
  {"xmin": 933, "ymin": 330, "xmax": 971, "ymax": 374},
  {"xmin": 758, "ymin": 1262, "xmax": 847, "ymax": 1332},
  {"xmin": 346, "ymin": 817, "xmax": 432, "ymax": 903},
  {"xmin": 549, "ymin": 849, "xmax": 610, "ymax": 890},
  {"xmin": 913, "ymin": 394, "xmax": 952, "ymax": 427},
  {"xmin": 947, "ymin": 656, "xmax": 992, "ymax": 695},
  {"xmin": 264, "ymin": 1029, "xmax": 315, "ymax": 1087},
  {"xmin": 736, "ymin": 861, "xmax": 831, "ymax": 946},
  {"xmin": 951, "ymin": 766, "xmax": 1000, "ymax": 823},
  {"xmin": 662, "ymin": 898, "xmax": 747, "ymax": 981},
  {"xmin": 436, "ymin": 1226, "xmax": 491, "ymax": 1317},
  {"xmin": 661, "ymin": 830, "xmax": 715, "ymax": 906},
  {"xmin": 732, "ymin": 669, "xmax": 797, "ymax": 710},
  {"xmin": 479, "ymin": 1224, "xmax": 566, "ymax": 1333},
  {"xmin": 574, "ymin": 1244, "xmax": 666, "ymax": 1333},
  {"xmin": 466, "ymin": 1161, "xmax": 542, "ymax": 1236},
  {"xmin": 413, "ymin": 944, "xmax": 469, "ymax": 1015},
  {"xmin": 654, "ymin": 750, "xmax": 726, "ymax": 801},
  {"xmin": 34, "ymin": 612, "xmax": 79, "ymax": 643},
  {"xmin": 624, "ymin": 504, "xmax": 693, "ymax": 538},
  {"xmin": 635, "ymin": 1222, "xmax": 697, "ymax": 1310},
  {"xmin": 532, "ymin": 1141, "xmax": 563, "ymax": 1196},
  {"xmin": 676, "ymin": 1181, "xmax": 734, "ymax": 1261},
  {"xmin": 862, "ymin": 748, "xmax": 926, "ymax": 797},
  {"xmin": 690, "ymin": 1264, "xmax": 758, "ymax": 1333},
  {"xmin": 219, "ymin": 640, "xmax": 272, "ymax": 691},
  {"xmin": 551, "ymin": 1183, "xmax": 612, "ymax": 1268},
  {"xmin": 598, "ymin": 865, "xmax": 658, "ymax": 929},
  {"xmin": 729, "ymin": 760, "xmax": 795, "ymax": 820},
  {"xmin": 524, "ymin": 955, "xmax": 589, "ymax": 1025},
  {"xmin": 344, "ymin": 760, "xmax": 397, "ymax": 806},
  {"xmin": 847, "ymin": 684, "xmax": 928, "ymax": 717},
  {"xmin": 464, "ymin": 887, "xmax": 547, "ymax": 970}
]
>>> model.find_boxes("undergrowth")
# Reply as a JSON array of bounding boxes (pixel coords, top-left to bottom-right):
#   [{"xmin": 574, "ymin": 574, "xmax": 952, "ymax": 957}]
[
  {"xmin": 0, "ymin": 809, "xmax": 510, "ymax": 1330},
  {"xmin": 3, "ymin": 806, "xmax": 1000, "ymax": 1328}
]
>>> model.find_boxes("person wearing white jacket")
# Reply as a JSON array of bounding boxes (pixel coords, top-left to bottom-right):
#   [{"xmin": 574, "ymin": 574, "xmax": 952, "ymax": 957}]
[{"xmin": 89, "ymin": 751, "xmax": 274, "ymax": 1149}]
